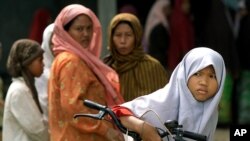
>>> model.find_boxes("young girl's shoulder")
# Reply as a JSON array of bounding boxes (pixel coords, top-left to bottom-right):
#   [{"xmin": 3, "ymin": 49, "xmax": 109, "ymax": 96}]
[
  {"xmin": 6, "ymin": 77, "xmax": 30, "ymax": 99},
  {"xmin": 9, "ymin": 77, "xmax": 28, "ymax": 89}
]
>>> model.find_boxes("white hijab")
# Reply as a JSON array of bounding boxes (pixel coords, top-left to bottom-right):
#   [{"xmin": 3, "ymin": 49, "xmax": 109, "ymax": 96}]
[
  {"xmin": 143, "ymin": 0, "xmax": 170, "ymax": 51},
  {"xmin": 35, "ymin": 23, "xmax": 54, "ymax": 123},
  {"xmin": 122, "ymin": 47, "xmax": 226, "ymax": 141}
]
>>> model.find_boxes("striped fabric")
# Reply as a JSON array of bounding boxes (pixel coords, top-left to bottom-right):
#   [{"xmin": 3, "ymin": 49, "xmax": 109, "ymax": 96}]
[{"xmin": 119, "ymin": 55, "xmax": 168, "ymax": 101}]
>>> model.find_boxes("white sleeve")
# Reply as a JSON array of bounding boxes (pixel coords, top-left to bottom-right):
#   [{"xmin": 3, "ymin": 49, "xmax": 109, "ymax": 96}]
[{"xmin": 10, "ymin": 87, "xmax": 49, "ymax": 141}]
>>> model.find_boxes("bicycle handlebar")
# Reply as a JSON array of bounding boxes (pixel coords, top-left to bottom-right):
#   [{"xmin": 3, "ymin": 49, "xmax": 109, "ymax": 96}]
[
  {"xmin": 182, "ymin": 131, "xmax": 207, "ymax": 141},
  {"xmin": 74, "ymin": 99, "xmax": 207, "ymax": 141},
  {"xmin": 84, "ymin": 99, "xmax": 107, "ymax": 111},
  {"xmin": 164, "ymin": 120, "xmax": 207, "ymax": 141},
  {"xmin": 74, "ymin": 100, "xmax": 142, "ymax": 140}
]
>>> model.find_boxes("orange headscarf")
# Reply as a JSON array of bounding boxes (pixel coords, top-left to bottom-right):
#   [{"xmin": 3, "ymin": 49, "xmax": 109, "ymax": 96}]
[{"xmin": 52, "ymin": 4, "xmax": 124, "ymax": 106}]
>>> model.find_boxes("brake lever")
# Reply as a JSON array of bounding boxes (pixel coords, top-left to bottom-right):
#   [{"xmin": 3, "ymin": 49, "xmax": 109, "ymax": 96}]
[{"xmin": 74, "ymin": 110, "xmax": 106, "ymax": 120}]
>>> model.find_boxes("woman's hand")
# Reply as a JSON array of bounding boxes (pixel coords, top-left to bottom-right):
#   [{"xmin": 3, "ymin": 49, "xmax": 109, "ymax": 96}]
[
  {"xmin": 140, "ymin": 121, "xmax": 162, "ymax": 141},
  {"xmin": 120, "ymin": 116, "xmax": 162, "ymax": 141},
  {"xmin": 106, "ymin": 127, "xmax": 125, "ymax": 141}
]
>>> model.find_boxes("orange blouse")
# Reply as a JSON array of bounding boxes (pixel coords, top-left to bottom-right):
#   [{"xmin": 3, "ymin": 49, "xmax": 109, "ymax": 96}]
[{"xmin": 48, "ymin": 52, "xmax": 116, "ymax": 141}]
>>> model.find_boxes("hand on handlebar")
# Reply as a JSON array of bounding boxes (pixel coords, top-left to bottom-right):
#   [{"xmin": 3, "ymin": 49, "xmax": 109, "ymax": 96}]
[
  {"xmin": 106, "ymin": 127, "xmax": 125, "ymax": 141},
  {"xmin": 140, "ymin": 121, "xmax": 162, "ymax": 141},
  {"xmin": 119, "ymin": 116, "xmax": 162, "ymax": 141}
]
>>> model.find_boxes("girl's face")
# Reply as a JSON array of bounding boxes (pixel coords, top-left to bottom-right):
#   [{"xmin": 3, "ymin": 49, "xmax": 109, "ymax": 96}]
[
  {"xmin": 67, "ymin": 14, "xmax": 93, "ymax": 48},
  {"xmin": 112, "ymin": 22, "xmax": 135, "ymax": 55},
  {"xmin": 187, "ymin": 65, "xmax": 218, "ymax": 102},
  {"xmin": 28, "ymin": 55, "xmax": 44, "ymax": 77}
]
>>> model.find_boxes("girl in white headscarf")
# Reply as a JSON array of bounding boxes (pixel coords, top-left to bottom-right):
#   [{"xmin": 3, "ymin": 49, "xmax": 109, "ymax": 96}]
[
  {"xmin": 113, "ymin": 47, "xmax": 226, "ymax": 141},
  {"xmin": 35, "ymin": 23, "xmax": 54, "ymax": 126}
]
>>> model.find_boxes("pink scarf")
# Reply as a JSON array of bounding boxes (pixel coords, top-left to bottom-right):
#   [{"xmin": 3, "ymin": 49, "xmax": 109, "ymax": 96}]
[{"xmin": 52, "ymin": 4, "xmax": 124, "ymax": 106}]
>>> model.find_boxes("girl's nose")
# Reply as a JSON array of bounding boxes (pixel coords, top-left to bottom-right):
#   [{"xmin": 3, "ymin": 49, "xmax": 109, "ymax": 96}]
[{"xmin": 199, "ymin": 78, "xmax": 208, "ymax": 85}]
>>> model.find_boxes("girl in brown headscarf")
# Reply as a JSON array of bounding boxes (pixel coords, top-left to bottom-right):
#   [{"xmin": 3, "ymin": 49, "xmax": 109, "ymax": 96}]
[
  {"xmin": 103, "ymin": 13, "xmax": 169, "ymax": 101},
  {"xmin": 3, "ymin": 39, "xmax": 49, "ymax": 141}
]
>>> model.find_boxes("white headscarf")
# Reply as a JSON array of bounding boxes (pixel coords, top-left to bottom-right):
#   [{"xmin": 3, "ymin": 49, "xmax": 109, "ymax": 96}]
[
  {"xmin": 143, "ymin": 0, "xmax": 170, "ymax": 51},
  {"xmin": 122, "ymin": 47, "xmax": 226, "ymax": 141},
  {"xmin": 35, "ymin": 23, "xmax": 54, "ymax": 123}
]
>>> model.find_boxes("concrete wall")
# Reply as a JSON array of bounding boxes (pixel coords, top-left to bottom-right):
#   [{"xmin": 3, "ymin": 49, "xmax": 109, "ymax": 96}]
[{"xmin": 0, "ymin": 0, "xmax": 97, "ymax": 98}]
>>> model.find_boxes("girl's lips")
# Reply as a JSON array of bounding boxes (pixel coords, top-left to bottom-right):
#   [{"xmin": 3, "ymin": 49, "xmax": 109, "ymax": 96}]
[{"xmin": 197, "ymin": 89, "xmax": 207, "ymax": 94}]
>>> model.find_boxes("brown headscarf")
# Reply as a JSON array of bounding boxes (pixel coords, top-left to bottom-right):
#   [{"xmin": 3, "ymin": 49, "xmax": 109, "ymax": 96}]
[
  {"xmin": 7, "ymin": 39, "xmax": 44, "ymax": 113},
  {"xmin": 104, "ymin": 13, "xmax": 168, "ymax": 101},
  {"xmin": 105, "ymin": 13, "xmax": 145, "ymax": 73}
]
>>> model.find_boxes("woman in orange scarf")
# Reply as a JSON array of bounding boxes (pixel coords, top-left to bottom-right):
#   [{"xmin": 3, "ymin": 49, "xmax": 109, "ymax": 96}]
[{"xmin": 48, "ymin": 4, "xmax": 124, "ymax": 141}]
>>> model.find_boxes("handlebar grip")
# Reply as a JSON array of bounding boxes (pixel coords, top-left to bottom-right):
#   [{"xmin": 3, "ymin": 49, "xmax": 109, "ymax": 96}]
[
  {"xmin": 183, "ymin": 131, "xmax": 207, "ymax": 141},
  {"xmin": 84, "ymin": 100, "xmax": 106, "ymax": 111}
]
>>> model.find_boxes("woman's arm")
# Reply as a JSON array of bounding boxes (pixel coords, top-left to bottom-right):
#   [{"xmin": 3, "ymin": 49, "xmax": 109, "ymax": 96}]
[{"xmin": 113, "ymin": 106, "xmax": 162, "ymax": 141}]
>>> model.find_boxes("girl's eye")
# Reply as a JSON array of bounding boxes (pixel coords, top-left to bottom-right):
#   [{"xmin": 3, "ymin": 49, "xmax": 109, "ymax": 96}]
[
  {"xmin": 193, "ymin": 72, "xmax": 200, "ymax": 76},
  {"xmin": 210, "ymin": 74, "xmax": 216, "ymax": 79}
]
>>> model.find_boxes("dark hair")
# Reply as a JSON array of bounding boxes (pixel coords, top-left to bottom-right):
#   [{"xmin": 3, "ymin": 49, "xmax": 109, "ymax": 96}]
[
  {"xmin": 63, "ymin": 14, "xmax": 92, "ymax": 31},
  {"xmin": 63, "ymin": 14, "xmax": 83, "ymax": 31},
  {"xmin": 64, "ymin": 18, "xmax": 75, "ymax": 31}
]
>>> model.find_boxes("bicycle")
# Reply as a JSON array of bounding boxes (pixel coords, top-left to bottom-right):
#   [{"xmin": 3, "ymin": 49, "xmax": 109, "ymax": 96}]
[{"xmin": 74, "ymin": 99, "xmax": 207, "ymax": 141}]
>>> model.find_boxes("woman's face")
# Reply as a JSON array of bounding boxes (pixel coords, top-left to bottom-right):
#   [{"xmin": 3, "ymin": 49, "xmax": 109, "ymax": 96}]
[
  {"xmin": 67, "ymin": 14, "xmax": 93, "ymax": 48},
  {"xmin": 187, "ymin": 65, "xmax": 218, "ymax": 102},
  {"xmin": 112, "ymin": 22, "xmax": 135, "ymax": 55}
]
